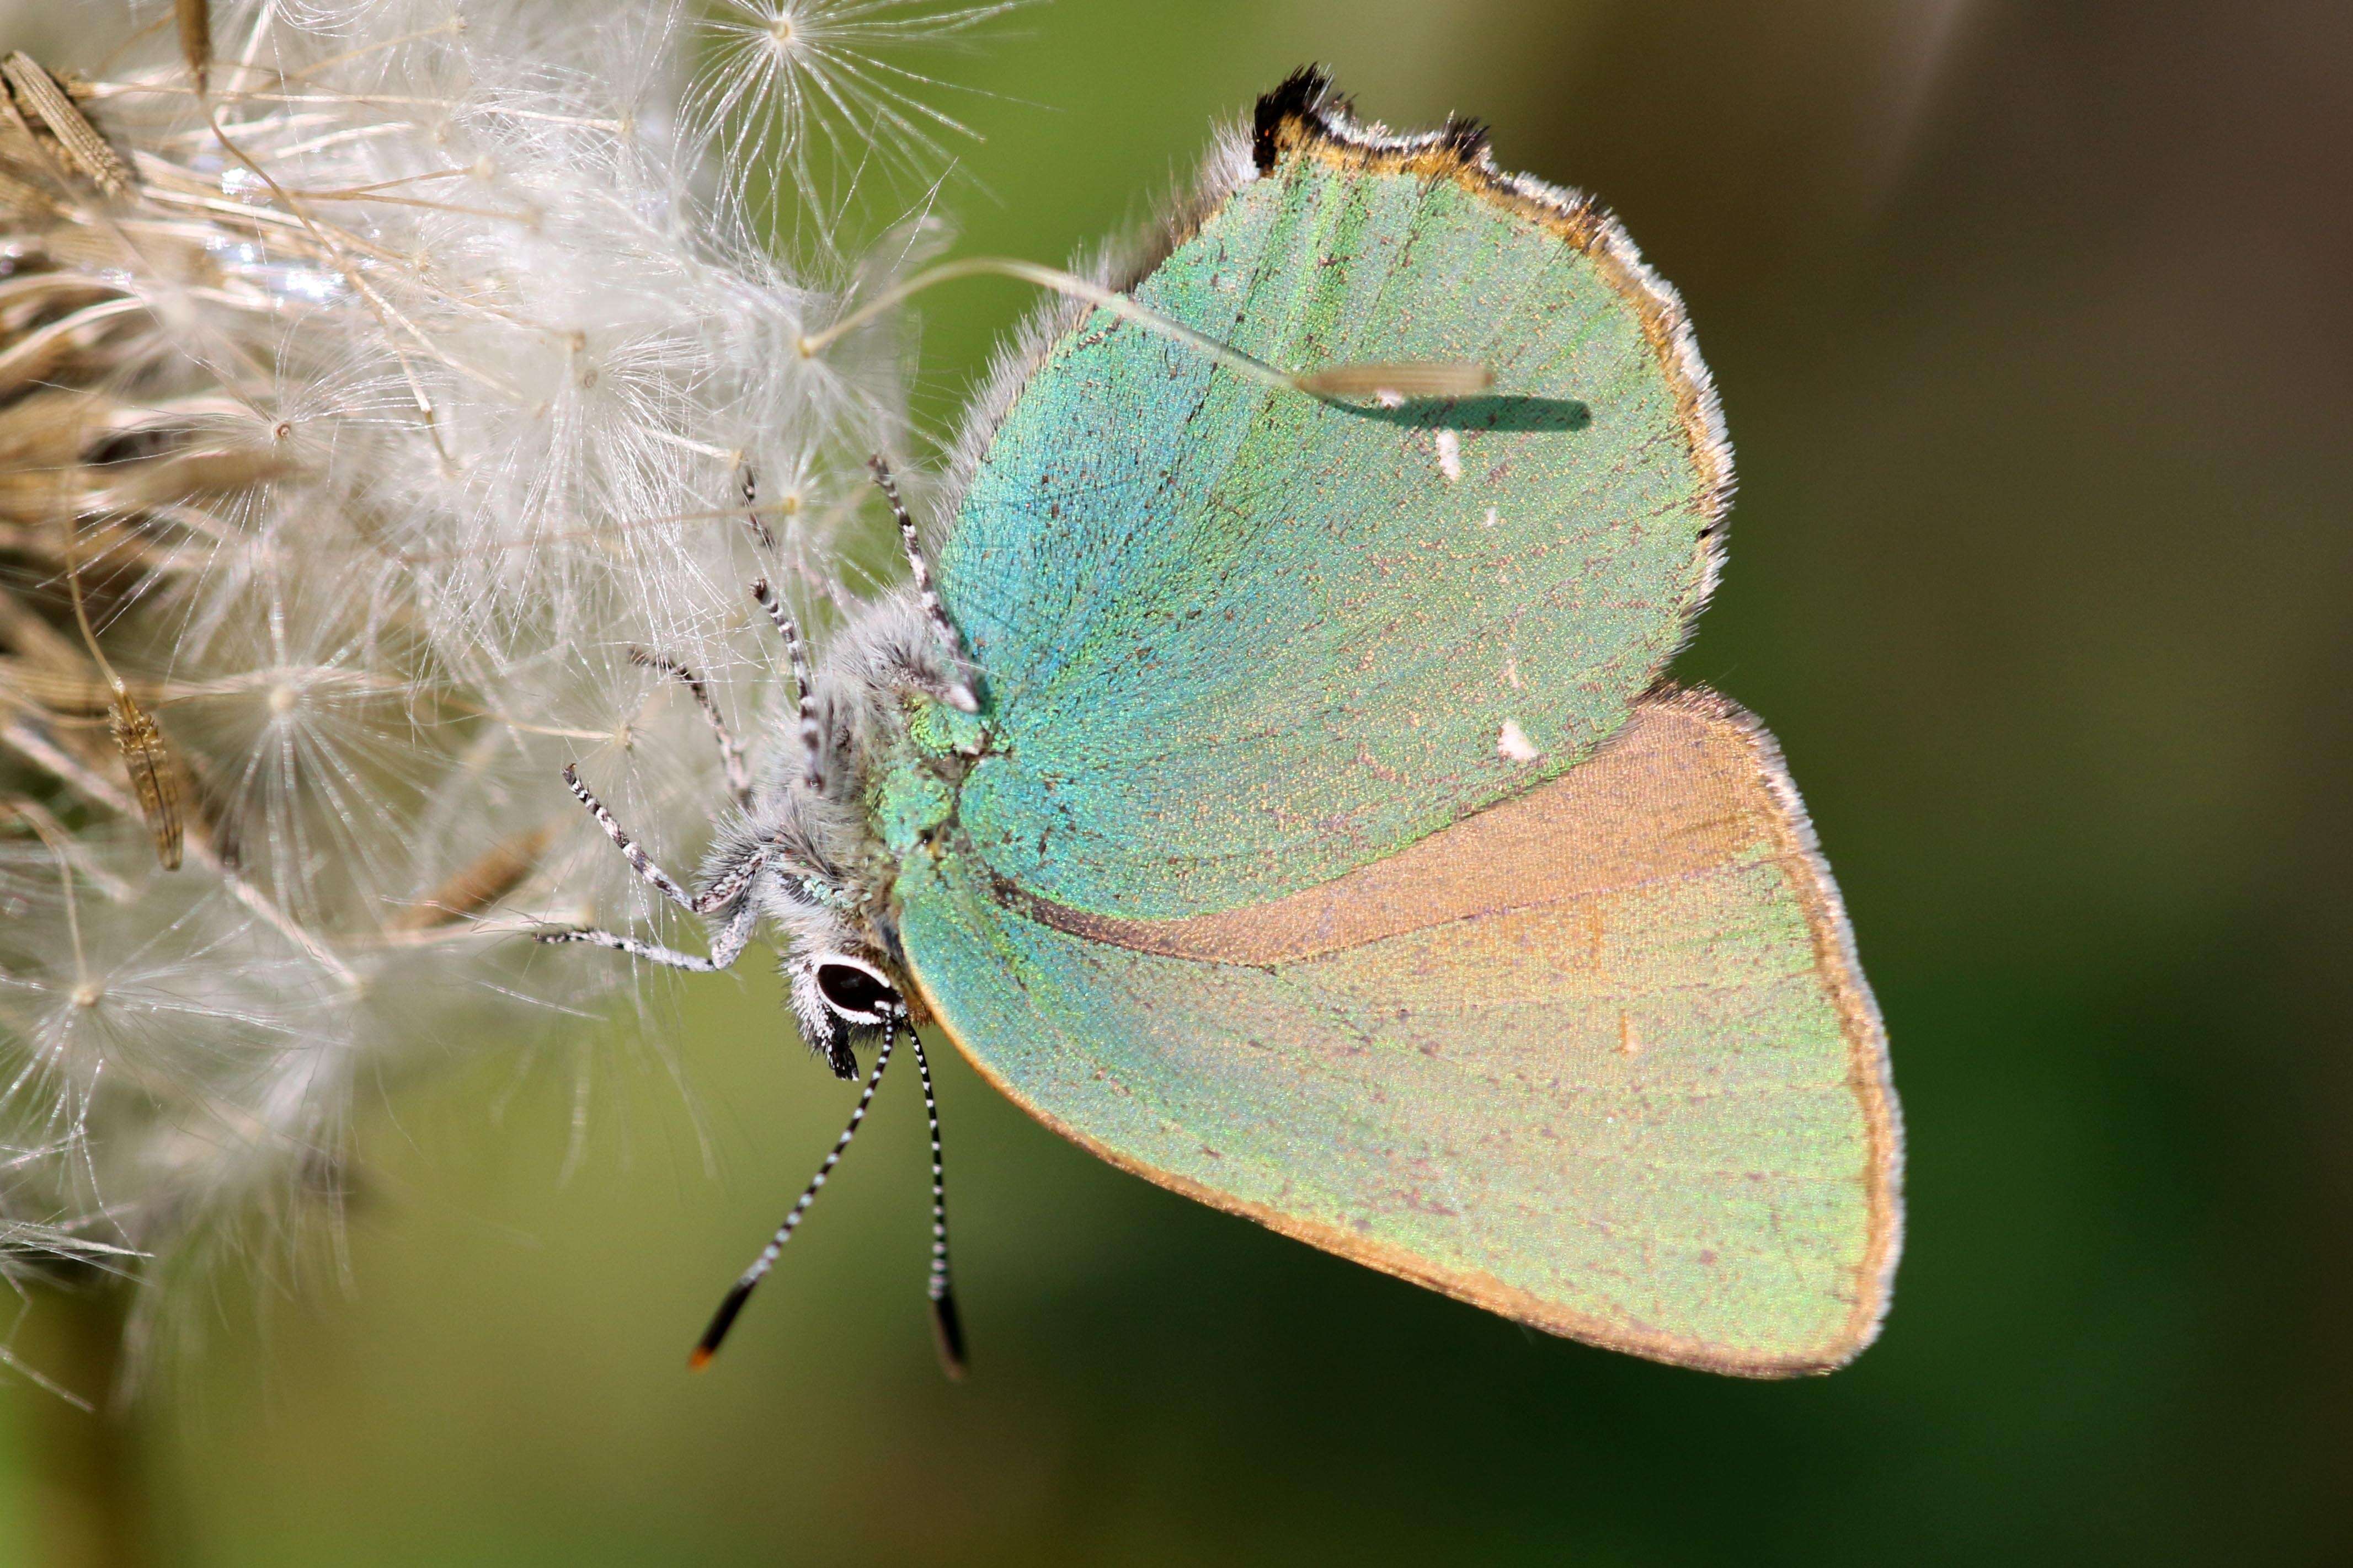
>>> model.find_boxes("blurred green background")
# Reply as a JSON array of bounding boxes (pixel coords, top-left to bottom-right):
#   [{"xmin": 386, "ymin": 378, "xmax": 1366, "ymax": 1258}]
[{"xmin": 7, "ymin": 0, "xmax": 2352, "ymax": 1561}]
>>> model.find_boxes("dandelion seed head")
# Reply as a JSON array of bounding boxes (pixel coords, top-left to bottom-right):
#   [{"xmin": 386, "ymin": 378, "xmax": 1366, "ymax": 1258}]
[{"xmin": 1, "ymin": 0, "xmax": 984, "ymax": 1340}]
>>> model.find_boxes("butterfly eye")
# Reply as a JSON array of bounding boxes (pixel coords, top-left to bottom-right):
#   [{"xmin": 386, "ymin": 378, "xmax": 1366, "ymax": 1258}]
[{"xmin": 814, "ymin": 959, "xmax": 898, "ymax": 1021}]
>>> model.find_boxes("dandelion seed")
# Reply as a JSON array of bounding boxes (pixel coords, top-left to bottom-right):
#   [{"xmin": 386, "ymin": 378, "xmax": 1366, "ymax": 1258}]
[
  {"xmin": 684, "ymin": 0, "xmax": 1026, "ymax": 234},
  {"xmin": 61, "ymin": 523, "xmax": 185, "ymax": 873},
  {"xmin": 1, "ymin": 52, "xmax": 134, "ymax": 195}
]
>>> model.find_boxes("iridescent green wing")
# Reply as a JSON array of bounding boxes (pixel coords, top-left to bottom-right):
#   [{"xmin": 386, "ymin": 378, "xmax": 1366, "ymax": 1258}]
[
  {"xmin": 938, "ymin": 80, "xmax": 1728, "ymax": 920},
  {"xmin": 900, "ymin": 692, "xmax": 1901, "ymax": 1374}
]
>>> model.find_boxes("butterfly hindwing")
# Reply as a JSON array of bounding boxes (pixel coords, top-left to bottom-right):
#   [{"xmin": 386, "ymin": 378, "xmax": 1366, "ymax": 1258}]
[
  {"xmin": 938, "ymin": 83, "xmax": 1727, "ymax": 921},
  {"xmin": 899, "ymin": 690, "xmax": 1900, "ymax": 1376}
]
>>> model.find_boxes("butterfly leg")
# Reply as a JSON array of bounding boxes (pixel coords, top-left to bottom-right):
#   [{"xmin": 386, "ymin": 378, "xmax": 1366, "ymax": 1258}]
[
  {"xmin": 628, "ymin": 648, "xmax": 750, "ymax": 806},
  {"xmin": 749, "ymin": 578, "xmax": 827, "ymax": 796},
  {"xmin": 536, "ymin": 898, "xmax": 758, "ymax": 972},
  {"xmin": 735, "ymin": 462, "xmax": 774, "ymax": 548},
  {"xmin": 562, "ymin": 762, "xmax": 738, "ymax": 914},
  {"xmin": 867, "ymin": 455, "xmax": 979, "ymax": 713}
]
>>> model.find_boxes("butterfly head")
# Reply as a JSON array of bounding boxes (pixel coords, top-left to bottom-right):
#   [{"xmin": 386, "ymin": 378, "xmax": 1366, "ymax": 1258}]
[{"xmin": 785, "ymin": 946, "xmax": 909, "ymax": 1080}]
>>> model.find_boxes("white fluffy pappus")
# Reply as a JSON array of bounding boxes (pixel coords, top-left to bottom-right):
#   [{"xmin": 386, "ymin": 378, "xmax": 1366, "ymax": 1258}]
[{"xmin": 0, "ymin": 0, "xmax": 1006, "ymax": 1373}]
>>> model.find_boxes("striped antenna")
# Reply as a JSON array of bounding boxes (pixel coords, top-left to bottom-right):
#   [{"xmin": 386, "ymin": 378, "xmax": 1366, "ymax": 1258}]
[
  {"xmin": 910, "ymin": 1034, "xmax": 967, "ymax": 1379},
  {"xmin": 691, "ymin": 1021, "xmax": 898, "ymax": 1371},
  {"xmin": 866, "ymin": 456, "xmax": 980, "ymax": 713},
  {"xmin": 748, "ymin": 578, "xmax": 824, "ymax": 796}
]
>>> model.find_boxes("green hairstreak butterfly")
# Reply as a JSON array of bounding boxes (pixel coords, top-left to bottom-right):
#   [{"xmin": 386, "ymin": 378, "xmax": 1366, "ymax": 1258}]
[{"xmin": 549, "ymin": 67, "xmax": 1902, "ymax": 1379}]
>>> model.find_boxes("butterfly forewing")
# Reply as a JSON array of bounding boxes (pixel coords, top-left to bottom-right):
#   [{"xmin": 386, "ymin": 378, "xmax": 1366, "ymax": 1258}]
[{"xmin": 937, "ymin": 92, "xmax": 1726, "ymax": 923}]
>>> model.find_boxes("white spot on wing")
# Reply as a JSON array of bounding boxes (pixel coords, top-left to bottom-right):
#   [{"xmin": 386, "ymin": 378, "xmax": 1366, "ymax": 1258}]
[
  {"xmin": 1435, "ymin": 428, "xmax": 1463, "ymax": 482},
  {"xmin": 1496, "ymin": 720, "xmax": 1539, "ymax": 762},
  {"xmin": 1482, "ymin": 506, "xmax": 1499, "ymax": 528}
]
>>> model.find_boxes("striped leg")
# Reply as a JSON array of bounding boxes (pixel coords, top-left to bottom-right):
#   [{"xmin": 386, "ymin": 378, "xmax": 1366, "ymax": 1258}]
[
  {"xmin": 562, "ymin": 764, "xmax": 752, "ymax": 916},
  {"xmin": 749, "ymin": 578, "xmax": 826, "ymax": 795},
  {"xmin": 866, "ymin": 455, "xmax": 979, "ymax": 713},
  {"xmin": 695, "ymin": 842, "xmax": 769, "ymax": 911},
  {"xmin": 691, "ymin": 1020, "xmax": 899, "ymax": 1369},
  {"xmin": 536, "ymin": 898, "xmax": 759, "ymax": 972},
  {"xmin": 910, "ymin": 1031, "xmax": 966, "ymax": 1379},
  {"xmin": 737, "ymin": 463, "xmax": 775, "ymax": 549},
  {"xmin": 628, "ymin": 648, "xmax": 751, "ymax": 806}
]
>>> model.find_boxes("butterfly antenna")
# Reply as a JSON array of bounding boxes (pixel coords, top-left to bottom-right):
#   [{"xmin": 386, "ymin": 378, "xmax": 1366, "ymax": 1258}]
[
  {"xmin": 797, "ymin": 256, "xmax": 1492, "ymax": 406},
  {"xmin": 909, "ymin": 1030, "xmax": 967, "ymax": 1379},
  {"xmin": 866, "ymin": 456, "xmax": 980, "ymax": 713},
  {"xmin": 690, "ymin": 1023, "xmax": 898, "ymax": 1371},
  {"xmin": 749, "ymin": 578, "xmax": 825, "ymax": 795}
]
